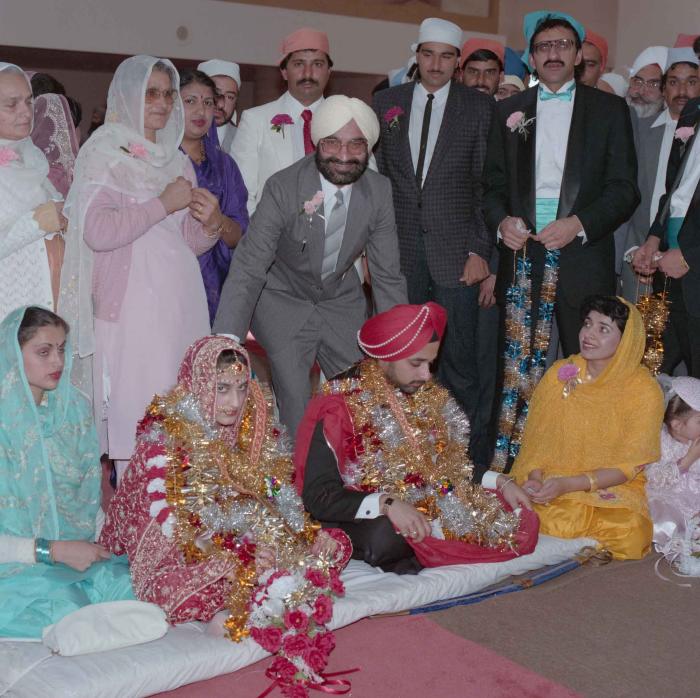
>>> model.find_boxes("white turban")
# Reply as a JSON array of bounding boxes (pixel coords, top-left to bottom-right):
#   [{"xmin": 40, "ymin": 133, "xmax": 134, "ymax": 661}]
[
  {"xmin": 197, "ymin": 59, "xmax": 241, "ymax": 87},
  {"xmin": 311, "ymin": 95, "xmax": 380, "ymax": 149},
  {"xmin": 629, "ymin": 46, "xmax": 669, "ymax": 77}
]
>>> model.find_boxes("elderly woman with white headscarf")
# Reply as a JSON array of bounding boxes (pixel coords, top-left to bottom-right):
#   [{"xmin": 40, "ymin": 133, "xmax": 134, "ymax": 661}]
[
  {"xmin": 61, "ymin": 55, "xmax": 223, "ymax": 480},
  {"xmin": 0, "ymin": 63, "xmax": 66, "ymax": 317}
]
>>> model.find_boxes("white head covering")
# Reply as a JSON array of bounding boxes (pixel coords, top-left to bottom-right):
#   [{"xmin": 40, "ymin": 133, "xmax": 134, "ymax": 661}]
[
  {"xmin": 630, "ymin": 46, "xmax": 669, "ymax": 77},
  {"xmin": 197, "ymin": 59, "xmax": 241, "ymax": 88},
  {"xmin": 310, "ymin": 95, "xmax": 380, "ymax": 149},
  {"xmin": 61, "ymin": 56, "xmax": 186, "ymax": 367},
  {"xmin": 388, "ymin": 57, "xmax": 417, "ymax": 87},
  {"xmin": 411, "ymin": 18, "xmax": 463, "ymax": 53},
  {"xmin": 598, "ymin": 72, "xmax": 629, "ymax": 97},
  {"xmin": 0, "ymin": 63, "xmax": 55, "ymax": 238},
  {"xmin": 666, "ymin": 47, "xmax": 699, "ymax": 71},
  {"xmin": 660, "ymin": 376, "xmax": 700, "ymax": 410},
  {"xmin": 501, "ymin": 75, "xmax": 526, "ymax": 92}
]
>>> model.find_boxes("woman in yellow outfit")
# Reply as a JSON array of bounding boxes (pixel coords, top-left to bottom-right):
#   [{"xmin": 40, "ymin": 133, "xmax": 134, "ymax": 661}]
[{"xmin": 510, "ymin": 295, "xmax": 664, "ymax": 560}]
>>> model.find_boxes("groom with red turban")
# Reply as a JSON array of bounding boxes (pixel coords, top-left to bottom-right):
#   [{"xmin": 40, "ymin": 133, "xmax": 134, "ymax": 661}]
[{"xmin": 295, "ymin": 303, "xmax": 537, "ymax": 574}]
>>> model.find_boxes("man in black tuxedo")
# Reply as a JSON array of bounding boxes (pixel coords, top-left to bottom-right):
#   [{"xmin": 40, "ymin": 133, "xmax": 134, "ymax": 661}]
[
  {"xmin": 372, "ymin": 17, "xmax": 495, "ymax": 470},
  {"xmin": 483, "ymin": 11, "xmax": 640, "ymax": 357},
  {"xmin": 633, "ymin": 96, "xmax": 700, "ymax": 375}
]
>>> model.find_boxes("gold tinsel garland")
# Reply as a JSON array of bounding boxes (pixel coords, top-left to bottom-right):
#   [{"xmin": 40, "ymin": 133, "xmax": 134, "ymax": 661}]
[
  {"xmin": 636, "ymin": 284, "xmax": 670, "ymax": 376},
  {"xmin": 148, "ymin": 385, "xmax": 318, "ymax": 642},
  {"xmin": 324, "ymin": 361, "xmax": 520, "ymax": 549}
]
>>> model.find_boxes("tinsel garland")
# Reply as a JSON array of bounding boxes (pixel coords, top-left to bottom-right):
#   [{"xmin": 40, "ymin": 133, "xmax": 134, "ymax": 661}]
[
  {"xmin": 145, "ymin": 385, "xmax": 320, "ymax": 642},
  {"xmin": 636, "ymin": 285, "xmax": 670, "ymax": 376},
  {"xmin": 492, "ymin": 246, "xmax": 560, "ymax": 472},
  {"xmin": 325, "ymin": 361, "xmax": 521, "ymax": 550}
]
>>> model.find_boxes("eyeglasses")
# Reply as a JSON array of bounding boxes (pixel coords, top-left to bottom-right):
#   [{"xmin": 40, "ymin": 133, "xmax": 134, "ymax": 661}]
[
  {"xmin": 629, "ymin": 76, "xmax": 662, "ymax": 91},
  {"xmin": 145, "ymin": 88, "xmax": 178, "ymax": 103},
  {"xmin": 533, "ymin": 39, "xmax": 576, "ymax": 54},
  {"xmin": 319, "ymin": 138, "xmax": 368, "ymax": 156}
]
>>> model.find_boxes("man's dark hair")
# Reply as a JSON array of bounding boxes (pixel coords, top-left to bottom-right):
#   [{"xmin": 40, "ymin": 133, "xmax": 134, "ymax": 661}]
[
  {"xmin": 661, "ymin": 62, "xmax": 699, "ymax": 90},
  {"xmin": 579, "ymin": 295, "xmax": 629, "ymax": 333},
  {"xmin": 30, "ymin": 73, "xmax": 66, "ymax": 97},
  {"xmin": 693, "ymin": 35, "xmax": 700, "ymax": 59},
  {"xmin": 462, "ymin": 48, "xmax": 503, "ymax": 71},
  {"xmin": 280, "ymin": 51, "xmax": 333, "ymax": 71},
  {"xmin": 529, "ymin": 16, "xmax": 584, "ymax": 82}
]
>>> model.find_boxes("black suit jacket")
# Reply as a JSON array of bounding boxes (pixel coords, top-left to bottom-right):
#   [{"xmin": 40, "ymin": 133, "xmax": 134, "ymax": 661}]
[
  {"xmin": 648, "ymin": 97, "xmax": 700, "ymax": 315},
  {"xmin": 373, "ymin": 81, "xmax": 494, "ymax": 288},
  {"xmin": 483, "ymin": 84, "xmax": 640, "ymax": 308}
]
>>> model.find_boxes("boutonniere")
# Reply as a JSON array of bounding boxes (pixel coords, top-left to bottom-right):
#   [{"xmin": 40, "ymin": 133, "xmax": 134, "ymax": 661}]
[
  {"xmin": 383, "ymin": 106, "xmax": 404, "ymax": 131},
  {"xmin": 300, "ymin": 191, "xmax": 325, "ymax": 222},
  {"xmin": 506, "ymin": 110, "xmax": 536, "ymax": 140},
  {"xmin": 271, "ymin": 113, "xmax": 294, "ymax": 136},
  {"xmin": 0, "ymin": 147, "xmax": 19, "ymax": 166},
  {"xmin": 557, "ymin": 361, "xmax": 582, "ymax": 398},
  {"xmin": 674, "ymin": 126, "xmax": 695, "ymax": 144},
  {"xmin": 120, "ymin": 143, "xmax": 149, "ymax": 160}
]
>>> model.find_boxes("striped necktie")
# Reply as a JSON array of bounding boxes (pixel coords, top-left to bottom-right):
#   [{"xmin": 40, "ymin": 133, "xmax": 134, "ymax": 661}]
[{"xmin": 321, "ymin": 190, "xmax": 346, "ymax": 280}]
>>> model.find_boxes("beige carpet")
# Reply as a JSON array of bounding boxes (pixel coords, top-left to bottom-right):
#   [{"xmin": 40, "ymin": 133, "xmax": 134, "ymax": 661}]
[{"xmin": 432, "ymin": 553, "xmax": 700, "ymax": 698}]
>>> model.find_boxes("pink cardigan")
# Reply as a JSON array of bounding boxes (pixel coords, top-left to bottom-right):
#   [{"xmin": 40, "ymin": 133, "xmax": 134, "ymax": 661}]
[{"xmin": 84, "ymin": 166, "xmax": 217, "ymax": 321}]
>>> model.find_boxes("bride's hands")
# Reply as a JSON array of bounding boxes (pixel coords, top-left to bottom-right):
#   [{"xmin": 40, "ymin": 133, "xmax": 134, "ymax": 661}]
[{"xmin": 50, "ymin": 540, "xmax": 111, "ymax": 571}]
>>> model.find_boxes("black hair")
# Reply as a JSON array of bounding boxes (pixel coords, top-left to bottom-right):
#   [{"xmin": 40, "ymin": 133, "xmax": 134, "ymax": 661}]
[
  {"xmin": 30, "ymin": 72, "xmax": 66, "ymax": 97},
  {"xmin": 528, "ymin": 16, "xmax": 584, "ymax": 82},
  {"xmin": 579, "ymin": 295, "xmax": 629, "ymax": 334},
  {"xmin": 462, "ymin": 48, "xmax": 504, "ymax": 72},
  {"xmin": 216, "ymin": 349, "xmax": 248, "ymax": 371},
  {"xmin": 17, "ymin": 307, "xmax": 69, "ymax": 347},
  {"xmin": 179, "ymin": 69, "xmax": 217, "ymax": 94},
  {"xmin": 280, "ymin": 51, "xmax": 333, "ymax": 71},
  {"xmin": 66, "ymin": 95, "xmax": 82, "ymax": 128},
  {"xmin": 693, "ymin": 35, "xmax": 700, "ymax": 58},
  {"xmin": 661, "ymin": 62, "xmax": 699, "ymax": 90}
]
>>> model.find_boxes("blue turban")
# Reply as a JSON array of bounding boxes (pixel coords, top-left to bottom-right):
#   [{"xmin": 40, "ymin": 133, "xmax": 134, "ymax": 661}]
[{"xmin": 521, "ymin": 10, "xmax": 586, "ymax": 65}]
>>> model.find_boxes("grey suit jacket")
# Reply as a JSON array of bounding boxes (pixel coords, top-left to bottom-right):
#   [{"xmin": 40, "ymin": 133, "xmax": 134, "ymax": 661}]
[{"xmin": 212, "ymin": 155, "xmax": 407, "ymax": 357}]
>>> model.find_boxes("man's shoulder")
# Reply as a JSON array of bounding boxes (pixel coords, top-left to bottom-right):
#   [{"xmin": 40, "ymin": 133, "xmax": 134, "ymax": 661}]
[
  {"xmin": 493, "ymin": 87, "xmax": 534, "ymax": 118},
  {"xmin": 680, "ymin": 96, "xmax": 700, "ymax": 122},
  {"xmin": 577, "ymin": 83, "xmax": 628, "ymax": 114},
  {"xmin": 373, "ymin": 82, "xmax": 413, "ymax": 107},
  {"xmin": 239, "ymin": 94, "xmax": 288, "ymax": 122}
]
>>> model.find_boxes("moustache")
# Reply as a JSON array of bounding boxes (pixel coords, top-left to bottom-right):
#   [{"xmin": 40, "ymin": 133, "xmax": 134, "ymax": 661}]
[
  {"xmin": 544, "ymin": 60, "xmax": 564, "ymax": 67},
  {"xmin": 324, "ymin": 156, "xmax": 363, "ymax": 166},
  {"xmin": 296, "ymin": 79, "xmax": 319, "ymax": 86}
]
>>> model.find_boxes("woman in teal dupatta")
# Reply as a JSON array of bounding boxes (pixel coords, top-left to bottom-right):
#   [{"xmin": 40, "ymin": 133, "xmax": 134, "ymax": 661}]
[{"xmin": 0, "ymin": 306, "xmax": 133, "ymax": 638}]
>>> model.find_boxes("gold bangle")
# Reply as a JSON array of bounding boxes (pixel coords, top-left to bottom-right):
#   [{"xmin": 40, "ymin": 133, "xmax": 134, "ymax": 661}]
[
  {"xmin": 585, "ymin": 472, "xmax": 598, "ymax": 492},
  {"xmin": 679, "ymin": 251, "xmax": 690, "ymax": 270},
  {"xmin": 205, "ymin": 219, "xmax": 225, "ymax": 239}
]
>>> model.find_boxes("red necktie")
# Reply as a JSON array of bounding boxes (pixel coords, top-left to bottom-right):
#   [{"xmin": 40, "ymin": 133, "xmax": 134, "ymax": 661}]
[{"xmin": 301, "ymin": 109, "xmax": 315, "ymax": 155}]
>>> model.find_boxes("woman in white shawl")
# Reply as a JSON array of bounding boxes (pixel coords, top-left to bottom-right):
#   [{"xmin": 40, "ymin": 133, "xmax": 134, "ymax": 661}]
[
  {"xmin": 0, "ymin": 63, "xmax": 66, "ymax": 317},
  {"xmin": 61, "ymin": 56, "xmax": 223, "ymax": 480}
]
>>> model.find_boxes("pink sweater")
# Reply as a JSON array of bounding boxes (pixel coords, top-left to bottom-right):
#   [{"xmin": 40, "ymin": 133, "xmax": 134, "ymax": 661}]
[{"xmin": 84, "ymin": 169, "xmax": 217, "ymax": 321}]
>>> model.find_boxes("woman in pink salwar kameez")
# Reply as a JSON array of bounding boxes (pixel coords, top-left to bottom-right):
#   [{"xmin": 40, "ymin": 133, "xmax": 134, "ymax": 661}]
[
  {"xmin": 101, "ymin": 336, "xmax": 352, "ymax": 695},
  {"xmin": 61, "ymin": 56, "xmax": 225, "ymax": 475}
]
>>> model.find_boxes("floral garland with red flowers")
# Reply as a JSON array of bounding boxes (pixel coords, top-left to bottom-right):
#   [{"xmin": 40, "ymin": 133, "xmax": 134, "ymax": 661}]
[{"xmin": 140, "ymin": 384, "xmax": 351, "ymax": 696}]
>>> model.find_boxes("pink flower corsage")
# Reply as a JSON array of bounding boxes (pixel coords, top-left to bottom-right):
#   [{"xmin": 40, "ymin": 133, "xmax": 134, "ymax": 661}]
[
  {"xmin": 0, "ymin": 147, "xmax": 20, "ymax": 166},
  {"xmin": 506, "ymin": 110, "xmax": 536, "ymax": 139},
  {"xmin": 674, "ymin": 126, "xmax": 695, "ymax": 144},
  {"xmin": 271, "ymin": 113, "xmax": 294, "ymax": 136},
  {"xmin": 383, "ymin": 106, "xmax": 404, "ymax": 131},
  {"xmin": 557, "ymin": 361, "xmax": 581, "ymax": 398},
  {"xmin": 120, "ymin": 142, "xmax": 149, "ymax": 160},
  {"xmin": 301, "ymin": 190, "xmax": 325, "ymax": 221}
]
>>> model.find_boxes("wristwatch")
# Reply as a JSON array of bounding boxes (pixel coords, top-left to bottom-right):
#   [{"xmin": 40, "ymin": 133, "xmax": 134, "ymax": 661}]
[{"xmin": 382, "ymin": 497, "xmax": 394, "ymax": 515}]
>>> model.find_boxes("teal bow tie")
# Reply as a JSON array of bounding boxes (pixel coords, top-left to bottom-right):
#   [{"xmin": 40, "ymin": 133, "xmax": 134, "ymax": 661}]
[{"xmin": 539, "ymin": 84, "xmax": 575, "ymax": 102}]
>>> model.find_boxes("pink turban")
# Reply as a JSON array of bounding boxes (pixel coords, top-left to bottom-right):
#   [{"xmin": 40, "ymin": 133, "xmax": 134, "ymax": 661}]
[
  {"xmin": 279, "ymin": 28, "xmax": 330, "ymax": 65},
  {"xmin": 584, "ymin": 30, "xmax": 608, "ymax": 72},
  {"xmin": 358, "ymin": 303, "xmax": 447, "ymax": 361},
  {"xmin": 460, "ymin": 38, "xmax": 505, "ymax": 68}
]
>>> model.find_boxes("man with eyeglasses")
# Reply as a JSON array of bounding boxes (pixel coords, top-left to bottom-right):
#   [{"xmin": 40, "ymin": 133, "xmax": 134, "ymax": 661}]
[
  {"xmin": 624, "ymin": 48, "xmax": 700, "ymax": 303},
  {"xmin": 372, "ymin": 17, "xmax": 496, "ymax": 474},
  {"xmin": 213, "ymin": 96, "xmax": 407, "ymax": 435},
  {"xmin": 483, "ymin": 10, "xmax": 639, "ymax": 367},
  {"xmin": 197, "ymin": 59, "xmax": 241, "ymax": 157},
  {"xmin": 626, "ymin": 46, "xmax": 668, "ymax": 119},
  {"xmin": 231, "ymin": 28, "xmax": 332, "ymax": 216}
]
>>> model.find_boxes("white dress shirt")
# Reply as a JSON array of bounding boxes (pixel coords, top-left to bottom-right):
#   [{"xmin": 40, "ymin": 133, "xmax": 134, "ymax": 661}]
[
  {"xmin": 409, "ymin": 81, "xmax": 450, "ymax": 186},
  {"xmin": 282, "ymin": 92, "xmax": 324, "ymax": 162},
  {"xmin": 670, "ymin": 126, "xmax": 700, "ymax": 220},
  {"xmin": 649, "ymin": 109, "xmax": 678, "ymax": 226}
]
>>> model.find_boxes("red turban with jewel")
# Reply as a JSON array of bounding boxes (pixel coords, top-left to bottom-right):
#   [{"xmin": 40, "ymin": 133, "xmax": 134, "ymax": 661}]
[{"xmin": 358, "ymin": 303, "xmax": 447, "ymax": 361}]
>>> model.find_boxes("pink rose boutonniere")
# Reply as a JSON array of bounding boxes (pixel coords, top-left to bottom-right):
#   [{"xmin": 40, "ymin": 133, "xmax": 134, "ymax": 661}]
[
  {"xmin": 384, "ymin": 105, "xmax": 404, "ymax": 131},
  {"xmin": 301, "ymin": 190, "xmax": 325, "ymax": 222},
  {"xmin": 506, "ymin": 110, "xmax": 536, "ymax": 140},
  {"xmin": 675, "ymin": 126, "xmax": 695, "ymax": 144},
  {"xmin": 0, "ymin": 147, "xmax": 20, "ymax": 167},
  {"xmin": 271, "ymin": 113, "xmax": 294, "ymax": 137},
  {"xmin": 557, "ymin": 361, "xmax": 581, "ymax": 398},
  {"xmin": 120, "ymin": 143, "xmax": 149, "ymax": 160}
]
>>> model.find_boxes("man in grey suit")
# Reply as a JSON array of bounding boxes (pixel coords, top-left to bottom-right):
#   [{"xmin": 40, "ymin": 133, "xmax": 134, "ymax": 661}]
[
  {"xmin": 213, "ymin": 96, "xmax": 407, "ymax": 435},
  {"xmin": 621, "ymin": 49, "xmax": 700, "ymax": 302},
  {"xmin": 372, "ymin": 18, "xmax": 495, "ymax": 473}
]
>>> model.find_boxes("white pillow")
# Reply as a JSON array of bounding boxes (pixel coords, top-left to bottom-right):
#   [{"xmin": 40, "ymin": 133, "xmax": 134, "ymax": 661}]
[{"xmin": 42, "ymin": 601, "xmax": 168, "ymax": 656}]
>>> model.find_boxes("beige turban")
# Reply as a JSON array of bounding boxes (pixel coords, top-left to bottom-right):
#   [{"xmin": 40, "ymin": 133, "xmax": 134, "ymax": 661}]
[{"xmin": 310, "ymin": 95, "xmax": 380, "ymax": 149}]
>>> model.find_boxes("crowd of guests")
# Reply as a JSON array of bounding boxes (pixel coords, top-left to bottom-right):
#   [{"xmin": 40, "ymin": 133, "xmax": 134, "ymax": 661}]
[{"xmin": 1, "ymin": 7, "xmax": 700, "ymax": 695}]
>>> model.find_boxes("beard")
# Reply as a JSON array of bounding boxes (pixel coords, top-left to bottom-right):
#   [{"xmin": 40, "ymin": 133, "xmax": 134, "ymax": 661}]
[
  {"xmin": 626, "ymin": 95, "xmax": 664, "ymax": 119},
  {"xmin": 315, "ymin": 150, "xmax": 369, "ymax": 185}
]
